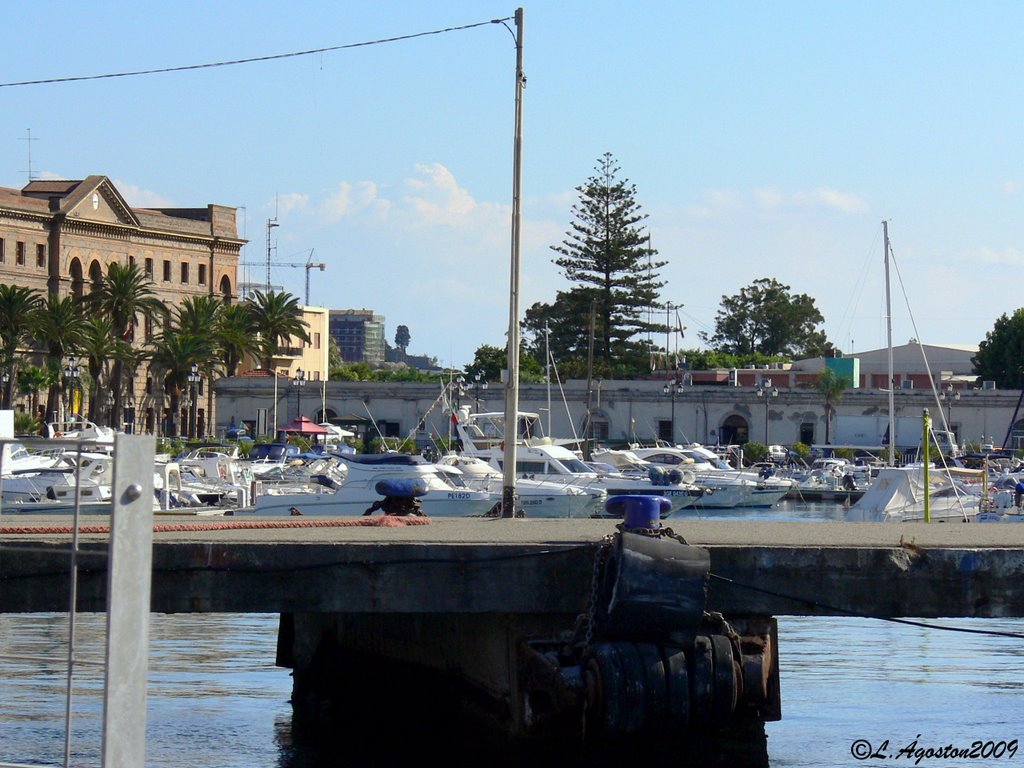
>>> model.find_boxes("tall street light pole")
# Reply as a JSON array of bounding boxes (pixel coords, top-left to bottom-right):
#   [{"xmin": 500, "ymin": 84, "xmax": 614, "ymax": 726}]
[
  {"xmin": 756, "ymin": 378, "xmax": 779, "ymax": 445},
  {"xmin": 500, "ymin": 8, "xmax": 525, "ymax": 519},
  {"xmin": 662, "ymin": 367, "xmax": 684, "ymax": 446},
  {"xmin": 187, "ymin": 363, "xmax": 201, "ymax": 439},
  {"xmin": 63, "ymin": 356, "xmax": 81, "ymax": 423},
  {"xmin": 471, "ymin": 371, "xmax": 488, "ymax": 411},
  {"xmin": 292, "ymin": 368, "xmax": 306, "ymax": 420}
]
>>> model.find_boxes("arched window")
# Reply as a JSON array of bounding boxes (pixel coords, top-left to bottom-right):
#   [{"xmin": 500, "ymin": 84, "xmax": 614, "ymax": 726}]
[
  {"xmin": 69, "ymin": 258, "xmax": 84, "ymax": 299},
  {"xmin": 220, "ymin": 275, "xmax": 233, "ymax": 303},
  {"xmin": 88, "ymin": 260, "xmax": 103, "ymax": 294}
]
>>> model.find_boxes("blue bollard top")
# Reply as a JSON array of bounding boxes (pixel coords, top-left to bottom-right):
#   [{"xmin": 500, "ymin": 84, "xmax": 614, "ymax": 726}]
[{"xmin": 604, "ymin": 494, "xmax": 670, "ymax": 529}]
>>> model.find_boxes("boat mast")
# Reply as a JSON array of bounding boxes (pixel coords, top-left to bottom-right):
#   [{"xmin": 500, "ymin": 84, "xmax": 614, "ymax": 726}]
[
  {"xmin": 544, "ymin": 321, "xmax": 552, "ymax": 437},
  {"xmin": 500, "ymin": 8, "xmax": 524, "ymax": 518},
  {"xmin": 884, "ymin": 219, "xmax": 896, "ymax": 467}
]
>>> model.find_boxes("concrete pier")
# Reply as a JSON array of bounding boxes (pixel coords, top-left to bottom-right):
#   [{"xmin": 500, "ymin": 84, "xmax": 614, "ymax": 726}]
[{"xmin": 3, "ymin": 515, "xmax": 1023, "ymax": 741}]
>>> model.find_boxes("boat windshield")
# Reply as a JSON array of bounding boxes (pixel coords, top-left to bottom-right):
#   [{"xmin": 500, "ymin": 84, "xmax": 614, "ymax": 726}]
[{"xmin": 558, "ymin": 456, "xmax": 597, "ymax": 475}]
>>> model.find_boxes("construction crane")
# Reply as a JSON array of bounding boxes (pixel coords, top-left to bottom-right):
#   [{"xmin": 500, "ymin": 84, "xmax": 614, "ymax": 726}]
[{"xmin": 240, "ymin": 249, "xmax": 326, "ymax": 305}]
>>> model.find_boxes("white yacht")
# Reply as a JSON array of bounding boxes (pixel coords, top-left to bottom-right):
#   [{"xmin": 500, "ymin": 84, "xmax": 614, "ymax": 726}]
[
  {"xmin": 243, "ymin": 452, "xmax": 497, "ymax": 517},
  {"xmin": 452, "ymin": 408, "xmax": 700, "ymax": 516},
  {"xmin": 434, "ymin": 452, "xmax": 606, "ymax": 518},
  {"xmin": 629, "ymin": 443, "xmax": 793, "ymax": 508}
]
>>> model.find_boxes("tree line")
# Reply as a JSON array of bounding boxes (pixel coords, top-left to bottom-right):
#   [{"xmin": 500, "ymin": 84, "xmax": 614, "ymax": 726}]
[{"xmin": 0, "ymin": 264, "xmax": 308, "ymax": 436}]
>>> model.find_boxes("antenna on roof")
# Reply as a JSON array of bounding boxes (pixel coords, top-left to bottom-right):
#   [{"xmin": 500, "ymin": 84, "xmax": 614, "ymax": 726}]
[{"xmin": 20, "ymin": 128, "xmax": 38, "ymax": 183}]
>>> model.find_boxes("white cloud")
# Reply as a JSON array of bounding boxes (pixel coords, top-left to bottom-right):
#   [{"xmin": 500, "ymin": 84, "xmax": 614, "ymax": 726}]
[
  {"xmin": 113, "ymin": 179, "xmax": 173, "ymax": 208},
  {"xmin": 754, "ymin": 187, "xmax": 784, "ymax": 208},
  {"xmin": 1002, "ymin": 180, "xmax": 1019, "ymax": 195},
  {"xmin": 276, "ymin": 192, "xmax": 310, "ymax": 216},
  {"xmin": 964, "ymin": 245, "xmax": 1024, "ymax": 266},
  {"xmin": 319, "ymin": 181, "xmax": 388, "ymax": 222},
  {"xmin": 797, "ymin": 187, "xmax": 869, "ymax": 214}
]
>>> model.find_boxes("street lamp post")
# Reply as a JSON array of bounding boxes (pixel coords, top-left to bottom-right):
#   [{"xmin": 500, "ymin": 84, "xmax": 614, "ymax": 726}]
[
  {"xmin": 63, "ymin": 356, "xmax": 81, "ymax": 423},
  {"xmin": 662, "ymin": 367, "xmax": 685, "ymax": 446},
  {"xmin": 292, "ymin": 368, "xmax": 306, "ymax": 420},
  {"xmin": 105, "ymin": 391, "xmax": 115, "ymax": 429},
  {"xmin": 471, "ymin": 371, "xmax": 488, "ymax": 411},
  {"xmin": 756, "ymin": 378, "xmax": 779, "ymax": 445},
  {"xmin": 187, "ymin": 363, "xmax": 201, "ymax": 439},
  {"xmin": 178, "ymin": 391, "xmax": 190, "ymax": 439},
  {"xmin": 941, "ymin": 384, "xmax": 960, "ymax": 446}
]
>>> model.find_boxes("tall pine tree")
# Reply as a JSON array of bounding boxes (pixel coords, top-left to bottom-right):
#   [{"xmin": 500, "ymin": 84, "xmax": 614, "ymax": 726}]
[{"xmin": 546, "ymin": 152, "xmax": 668, "ymax": 373}]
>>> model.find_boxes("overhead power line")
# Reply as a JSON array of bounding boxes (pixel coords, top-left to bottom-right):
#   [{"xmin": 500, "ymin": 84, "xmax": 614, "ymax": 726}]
[{"xmin": 0, "ymin": 16, "xmax": 513, "ymax": 89}]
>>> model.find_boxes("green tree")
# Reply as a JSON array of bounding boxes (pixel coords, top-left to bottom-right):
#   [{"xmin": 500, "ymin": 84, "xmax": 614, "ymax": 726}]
[
  {"xmin": 702, "ymin": 277, "xmax": 831, "ymax": 357},
  {"xmin": 466, "ymin": 343, "xmax": 544, "ymax": 386},
  {"xmin": 215, "ymin": 303, "xmax": 256, "ymax": 378},
  {"xmin": 973, "ymin": 308, "xmax": 1024, "ymax": 388},
  {"xmin": 89, "ymin": 262, "xmax": 166, "ymax": 428},
  {"xmin": 79, "ymin": 317, "xmax": 122, "ymax": 424},
  {"xmin": 0, "ymin": 284, "xmax": 43, "ymax": 409},
  {"xmin": 548, "ymin": 152, "xmax": 668, "ymax": 372},
  {"xmin": 814, "ymin": 368, "xmax": 848, "ymax": 444},
  {"xmin": 149, "ymin": 324, "xmax": 217, "ymax": 438},
  {"xmin": 246, "ymin": 290, "xmax": 310, "ymax": 371},
  {"xmin": 15, "ymin": 364, "xmax": 52, "ymax": 425},
  {"xmin": 328, "ymin": 336, "xmax": 343, "ymax": 372},
  {"xmin": 34, "ymin": 294, "xmax": 87, "ymax": 423},
  {"xmin": 394, "ymin": 325, "xmax": 411, "ymax": 360}
]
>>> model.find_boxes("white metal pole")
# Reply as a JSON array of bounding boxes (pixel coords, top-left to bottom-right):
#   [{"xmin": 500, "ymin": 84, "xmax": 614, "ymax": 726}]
[{"xmin": 501, "ymin": 8, "xmax": 525, "ymax": 518}]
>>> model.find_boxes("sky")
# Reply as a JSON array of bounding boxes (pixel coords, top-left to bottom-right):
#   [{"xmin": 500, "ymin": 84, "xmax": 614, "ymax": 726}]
[{"xmin": 2, "ymin": 1, "xmax": 1022, "ymax": 369}]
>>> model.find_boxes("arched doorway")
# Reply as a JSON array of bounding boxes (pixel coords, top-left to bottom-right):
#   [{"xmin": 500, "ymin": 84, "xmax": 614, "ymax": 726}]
[{"xmin": 720, "ymin": 414, "xmax": 750, "ymax": 446}]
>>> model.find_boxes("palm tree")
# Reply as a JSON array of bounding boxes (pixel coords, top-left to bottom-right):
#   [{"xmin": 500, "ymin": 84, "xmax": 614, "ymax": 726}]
[
  {"xmin": 815, "ymin": 368, "xmax": 849, "ymax": 444},
  {"xmin": 79, "ymin": 317, "xmax": 123, "ymax": 424},
  {"xmin": 174, "ymin": 295, "xmax": 223, "ymax": 437},
  {"xmin": 0, "ymin": 284, "xmax": 43, "ymax": 408},
  {"xmin": 34, "ymin": 293, "xmax": 87, "ymax": 423},
  {"xmin": 15, "ymin": 364, "xmax": 52, "ymax": 426},
  {"xmin": 246, "ymin": 290, "xmax": 310, "ymax": 371},
  {"xmin": 215, "ymin": 303, "xmax": 256, "ymax": 377},
  {"xmin": 88, "ymin": 263, "xmax": 166, "ymax": 429},
  {"xmin": 148, "ymin": 324, "xmax": 217, "ymax": 438}
]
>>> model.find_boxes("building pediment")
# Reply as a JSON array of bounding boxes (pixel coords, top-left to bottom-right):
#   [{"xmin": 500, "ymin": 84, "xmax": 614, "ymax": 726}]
[{"xmin": 23, "ymin": 175, "xmax": 140, "ymax": 227}]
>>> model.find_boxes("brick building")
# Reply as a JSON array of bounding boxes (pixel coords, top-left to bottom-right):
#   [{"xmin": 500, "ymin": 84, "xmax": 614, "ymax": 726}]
[{"xmin": 0, "ymin": 175, "xmax": 244, "ymax": 434}]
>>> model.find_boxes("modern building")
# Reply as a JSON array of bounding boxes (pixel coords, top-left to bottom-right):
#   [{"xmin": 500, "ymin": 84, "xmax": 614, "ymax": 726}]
[
  {"xmin": 0, "ymin": 175, "xmax": 244, "ymax": 434},
  {"xmin": 329, "ymin": 309, "xmax": 385, "ymax": 365}
]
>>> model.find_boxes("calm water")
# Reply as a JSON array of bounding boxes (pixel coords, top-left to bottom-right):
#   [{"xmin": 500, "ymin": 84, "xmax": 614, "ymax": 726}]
[{"xmin": 2, "ymin": 501, "xmax": 1022, "ymax": 767}]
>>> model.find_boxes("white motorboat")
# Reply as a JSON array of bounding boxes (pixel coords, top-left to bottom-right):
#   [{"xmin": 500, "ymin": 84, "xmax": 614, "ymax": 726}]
[
  {"xmin": 434, "ymin": 453, "xmax": 606, "ymax": 518},
  {"xmin": 451, "ymin": 409, "xmax": 699, "ymax": 517},
  {"xmin": 629, "ymin": 444, "xmax": 793, "ymax": 508},
  {"xmin": 1, "ymin": 450, "xmax": 114, "ymax": 513},
  {"xmin": 244, "ymin": 452, "xmax": 497, "ymax": 517},
  {"xmin": 844, "ymin": 464, "xmax": 988, "ymax": 522}
]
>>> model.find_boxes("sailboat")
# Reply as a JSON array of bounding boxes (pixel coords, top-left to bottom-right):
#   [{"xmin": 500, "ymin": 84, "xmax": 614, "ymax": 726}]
[{"xmin": 845, "ymin": 221, "xmax": 982, "ymax": 522}]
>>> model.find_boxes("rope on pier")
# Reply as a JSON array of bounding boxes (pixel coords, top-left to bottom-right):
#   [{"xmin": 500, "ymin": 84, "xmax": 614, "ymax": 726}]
[{"xmin": 0, "ymin": 515, "xmax": 433, "ymax": 535}]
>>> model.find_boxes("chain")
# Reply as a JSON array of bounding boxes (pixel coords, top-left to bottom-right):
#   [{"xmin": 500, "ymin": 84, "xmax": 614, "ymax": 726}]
[
  {"xmin": 581, "ymin": 532, "xmax": 616, "ymax": 653},
  {"xmin": 614, "ymin": 523, "xmax": 689, "ymax": 545}
]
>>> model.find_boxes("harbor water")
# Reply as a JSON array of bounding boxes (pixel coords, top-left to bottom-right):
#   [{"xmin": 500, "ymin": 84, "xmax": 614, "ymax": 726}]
[{"xmin": 1, "ymin": 501, "xmax": 1022, "ymax": 767}]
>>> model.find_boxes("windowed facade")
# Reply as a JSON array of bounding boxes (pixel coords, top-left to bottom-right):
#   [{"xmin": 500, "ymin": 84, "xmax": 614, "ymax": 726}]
[{"xmin": 0, "ymin": 176, "xmax": 243, "ymax": 436}]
